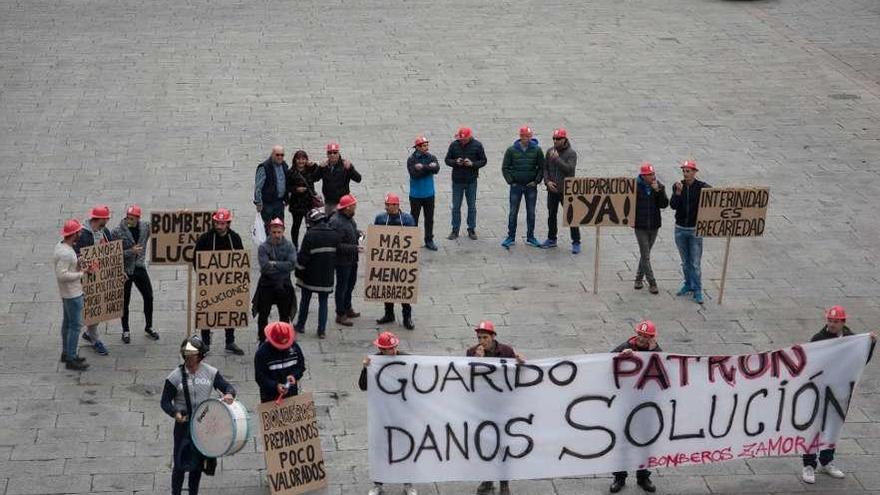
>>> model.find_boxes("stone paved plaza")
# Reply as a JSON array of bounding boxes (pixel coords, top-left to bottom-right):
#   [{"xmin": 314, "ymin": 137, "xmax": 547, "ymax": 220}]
[{"xmin": 2, "ymin": 0, "xmax": 880, "ymax": 493}]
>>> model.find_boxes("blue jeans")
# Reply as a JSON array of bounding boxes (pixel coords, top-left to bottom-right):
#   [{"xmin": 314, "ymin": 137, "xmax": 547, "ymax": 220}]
[
  {"xmin": 335, "ymin": 264, "xmax": 357, "ymax": 316},
  {"xmin": 451, "ymin": 181, "xmax": 477, "ymax": 233},
  {"xmin": 507, "ymin": 184, "xmax": 537, "ymax": 239},
  {"xmin": 674, "ymin": 226, "xmax": 703, "ymax": 293},
  {"xmin": 297, "ymin": 287, "xmax": 329, "ymax": 333},
  {"xmin": 62, "ymin": 295, "xmax": 84, "ymax": 358}
]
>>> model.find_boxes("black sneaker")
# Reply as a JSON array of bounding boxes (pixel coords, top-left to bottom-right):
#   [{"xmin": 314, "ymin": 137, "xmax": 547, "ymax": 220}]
[
  {"xmin": 65, "ymin": 360, "xmax": 90, "ymax": 371},
  {"xmin": 145, "ymin": 328, "xmax": 160, "ymax": 340},
  {"xmin": 467, "ymin": 230, "xmax": 478, "ymax": 240},
  {"xmin": 610, "ymin": 478, "xmax": 625, "ymax": 493},
  {"xmin": 121, "ymin": 331, "xmax": 131, "ymax": 344},
  {"xmin": 318, "ymin": 330, "xmax": 326, "ymax": 339},
  {"xmin": 634, "ymin": 279, "xmax": 644, "ymax": 290},
  {"xmin": 637, "ymin": 478, "xmax": 656, "ymax": 493},
  {"xmin": 403, "ymin": 318, "xmax": 415, "ymax": 330},
  {"xmin": 476, "ymin": 481, "xmax": 493, "ymax": 495},
  {"xmin": 60, "ymin": 353, "xmax": 86, "ymax": 363},
  {"xmin": 81, "ymin": 332, "xmax": 94, "ymax": 344},
  {"xmin": 225, "ymin": 343, "xmax": 244, "ymax": 355},
  {"xmin": 376, "ymin": 314, "xmax": 395, "ymax": 324},
  {"xmin": 447, "ymin": 231, "xmax": 459, "ymax": 240}
]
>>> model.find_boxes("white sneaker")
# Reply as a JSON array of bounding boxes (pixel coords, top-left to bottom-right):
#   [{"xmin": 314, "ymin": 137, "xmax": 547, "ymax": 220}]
[
  {"xmin": 404, "ymin": 484, "xmax": 418, "ymax": 495},
  {"xmin": 818, "ymin": 463, "xmax": 846, "ymax": 479},
  {"xmin": 802, "ymin": 466, "xmax": 816, "ymax": 484},
  {"xmin": 367, "ymin": 486, "xmax": 383, "ymax": 495}
]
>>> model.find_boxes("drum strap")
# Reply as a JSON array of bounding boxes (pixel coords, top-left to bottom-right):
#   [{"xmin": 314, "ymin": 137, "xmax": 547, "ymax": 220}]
[{"xmin": 180, "ymin": 364, "xmax": 194, "ymax": 418}]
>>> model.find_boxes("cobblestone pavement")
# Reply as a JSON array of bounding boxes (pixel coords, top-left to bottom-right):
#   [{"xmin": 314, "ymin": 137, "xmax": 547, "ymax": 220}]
[{"xmin": 1, "ymin": 0, "xmax": 879, "ymax": 493}]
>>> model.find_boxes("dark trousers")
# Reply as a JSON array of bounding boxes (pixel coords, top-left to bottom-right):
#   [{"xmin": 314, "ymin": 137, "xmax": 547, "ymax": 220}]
[
  {"xmin": 613, "ymin": 469, "xmax": 651, "ymax": 482},
  {"xmin": 290, "ymin": 210, "xmax": 306, "ymax": 247},
  {"xmin": 635, "ymin": 228, "xmax": 659, "ymax": 283},
  {"xmin": 201, "ymin": 328, "xmax": 235, "ymax": 346},
  {"xmin": 121, "ymin": 267, "xmax": 154, "ymax": 332},
  {"xmin": 803, "ymin": 448, "xmax": 835, "ymax": 468},
  {"xmin": 383, "ymin": 302, "xmax": 412, "ymax": 319},
  {"xmin": 547, "ymin": 191, "xmax": 581, "ymax": 242},
  {"xmin": 260, "ymin": 201, "xmax": 285, "ymax": 234},
  {"xmin": 410, "ymin": 196, "xmax": 435, "ymax": 242},
  {"xmin": 256, "ymin": 285, "xmax": 295, "ymax": 341},
  {"xmin": 171, "ymin": 469, "xmax": 202, "ymax": 495},
  {"xmin": 335, "ymin": 263, "xmax": 357, "ymax": 316}
]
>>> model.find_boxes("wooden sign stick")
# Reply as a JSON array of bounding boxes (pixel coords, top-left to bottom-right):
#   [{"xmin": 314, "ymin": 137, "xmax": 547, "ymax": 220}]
[
  {"xmin": 593, "ymin": 226, "xmax": 601, "ymax": 295},
  {"xmin": 717, "ymin": 236, "xmax": 732, "ymax": 305},
  {"xmin": 186, "ymin": 267, "xmax": 193, "ymax": 337}
]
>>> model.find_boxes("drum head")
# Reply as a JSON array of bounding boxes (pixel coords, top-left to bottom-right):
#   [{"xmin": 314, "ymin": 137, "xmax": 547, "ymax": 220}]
[{"xmin": 190, "ymin": 399, "xmax": 236, "ymax": 457}]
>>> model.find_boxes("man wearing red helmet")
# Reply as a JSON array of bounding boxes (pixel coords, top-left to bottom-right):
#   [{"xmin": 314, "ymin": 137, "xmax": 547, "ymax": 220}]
[
  {"xmin": 801, "ymin": 306, "xmax": 876, "ymax": 485},
  {"xmin": 407, "ymin": 136, "xmax": 440, "ymax": 251},
  {"xmin": 294, "ymin": 208, "xmax": 340, "ymax": 339},
  {"xmin": 192, "ymin": 208, "xmax": 245, "ymax": 355},
  {"xmin": 610, "ymin": 320, "xmax": 662, "ymax": 493},
  {"xmin": 445, "ymin": 127, "xmax": 487, "ymax": 240},
  {"xmin": 314, "ymin": 142, "xmax": 362, "ymax": 215},
  {"xmin": 254, "ymin": 218, "xmax": 297, "ymax": 342},
  {"xmin": 633, "ymin": 162, "xmax": 669, "ymax": 294},
  {"xmin": 74, "ymin": 205, "xmax": 116, "ymax": 355},
  {"xmin": 670, "ymin": 160, "xmax": 710, "ymax": 304},
  {"xmin": 374, "ymin": 193, "xmax": 417, "ymax": 330},
  {"xmin": 54, "ymin": 218, "xmax": 98, "ymax": 370},
  {"xmin": 359, "ymin": 331, "xmax": 417, "ymax": 495},
  {"xmin": 112, "ymin": 204, "xmax": 160, "ymax": 344},
  {"xmin": 501, "ymin": 126, "xmax": 545, "ymax": 249},
  {"xmin": 330, "ymin": 194, "xmax": 365, "ymax": 326},
  {"xmin": 254, "ymin": 322, "xmax": 305, "ymax": 403},
  {"xmin": 466, "ymin": 320, "xmax": 522, "ymax": 495},
  {"xmin": 541, "ymin": 128, "xmax": 581, "ymax": 253},
  {"xmin": 254, "ymin": 145, "xmax": 289, "ymax": 234}
]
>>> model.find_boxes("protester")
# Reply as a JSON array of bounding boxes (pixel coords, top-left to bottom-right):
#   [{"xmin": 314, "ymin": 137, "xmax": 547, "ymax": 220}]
[
  {"xmin": 54, "ymin": 219, "xmax": 96, "ymax": 370},
  {"xmin": 254, "ymin": 218, "xmax": 297, "ymax": 342},
  {"xmin": 192, "ymin": 208, "xmax": 245, "ymax": 355},
  {"xmin": 160, "ymin": 336, "xmax": 236, "ymax": 495},
  {"xmin": 501, "ymin": 126, "xmax": 544, "ymax": 249},
  {"xmin": 801, "ymin": 306, "xmax": 876, "ymax": 484},
  {"xmin": 254, "ymin": 322, "xmax": 305, "ymax": 403},
  {"xmin": 314, "ymin": 142, "xmax": 362, "ymax": 214},
  {"xmin": 633, "ymin": 163, "xmax": 669, "ymax": 294},
  {"xmin": 112, "ymin": 204, "xmax": 160, "ymax": 344},
  {"xmin": 445, "ymin": 127, "xmax": 487, "ymax": 240},
  {"xmin": 407, "ymin": 136, "xmax": 440, "ymax": 251},
  {"xmin": 541, "ymin": 128, "xmax": 581, "ymax": 253},
  {"xmin": 329, "ymin": 194, "xmax": 364, "ymax": 327},
  {"xmin": 374, "ymin": 193, "xmax": 416, "ymax": 330},
  {"xmin": 286, "ymin": 149, "xmax": 320, "ymax": 247},
  {"xmin": 466, "ymin": 320, "xmax": 523, "ymax": 495},
  {"xmin": 254, "ymin": 145, "xmax": 289, "ymax": 234},
  {"xmin": 669, "ymin": 159, "xmax": 710, "ymax": 304},
  {"xmin": 610, "ymin": 320, "xmax": 662, "ymax": 493},
  {"xmin": 359, "ymin": 331, "xmax": 417, "ymax": 495},
  {"xmin": 294, "ymin": 208, "xmax": 340, "ymax": 339},
  {"xmin": 74, "ymin": 204, "xmax": 114, "ymax": 356}
]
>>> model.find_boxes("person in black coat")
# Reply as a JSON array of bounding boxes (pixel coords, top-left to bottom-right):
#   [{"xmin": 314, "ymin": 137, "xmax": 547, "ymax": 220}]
[
  {"xmin": 610, "ymin": 320, "xmax": 662, "ymax": 494},
  {"xmin": 329, "ymin": 194, "xmax": 363, "ymax": 327},
  {"xmin": 444, "ymin": 127, "xmax": 487, "ymax": 239},
  {"xmin": 313, "ymin": 142, "xmax": 362, "ymax": 214},
  {"xmin": 633, "ymin": 162, "xmax": 669, "ymax": 294},
  {"xmin": 669, "ymin": 160, "xmax": 710, "ymax": 304},
  {"xmin": 254, "ymin": 322, "xmax": 305, "ymax": 403},
  {"xmin": 286, "ymin": 150, "xmax": 321, "ymax": 247},
  {"xmin": 294, "ymin": 208, "xmax": 341, "ymax": 338},
  {"xmin": 192, "ymin": 208, "xmax": 245, "ymax": 355}
]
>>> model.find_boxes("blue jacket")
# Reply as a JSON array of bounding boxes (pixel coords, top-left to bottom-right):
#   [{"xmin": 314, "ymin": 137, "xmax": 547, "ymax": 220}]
[
  {"xmin": 374, "ymin": 211, "xmax": 416, "ymax": 227},
  {"xmin": 407, "ymin": 150, "xmax": 440, "ymax": 198},
  {"xmin": 254, "ymin": 341, "xmax": 306, "ymax": 403}
]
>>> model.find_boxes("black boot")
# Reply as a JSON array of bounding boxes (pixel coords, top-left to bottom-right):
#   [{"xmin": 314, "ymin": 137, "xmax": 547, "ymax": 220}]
[
  {"xmin": 610, "ymin": 478, "xmax": 625, "ymax": 493},
  {"xmin": 376, "ymin": 313, "xmax": 395, "ymax": 324},
  {"xmin": 476, "ymin": 481, "xmax": 493, "ymax": 495},
  {"xmin": 637, "ymin": 478, "xmax": 656, "ymax": 493}
]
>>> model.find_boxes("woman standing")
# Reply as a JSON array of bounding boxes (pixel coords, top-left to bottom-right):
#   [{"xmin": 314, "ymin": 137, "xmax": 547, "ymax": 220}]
[{"xmin": 286, "ymin": 150, "xmax": 320, "ymax": 247}]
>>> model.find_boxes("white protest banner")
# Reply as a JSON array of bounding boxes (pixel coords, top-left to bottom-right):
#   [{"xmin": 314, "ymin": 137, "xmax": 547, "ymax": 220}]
[
  {"xmin": 81, "ymin": 240, "xmax": 125, "ymax": 326},
  {"xmin": 367, "ymin": 335, "xmax": 873, "ymax": 483},
  {"xmin": 194, "ymin": 250, "xmax": 250, "ymax": 329},
  {"xmin": 149, "ymin": 210, "xmax": 214, "ymax": 265},
  {"xmin": 696, "ymin": 187, "xmax": 769, "ymax": 238},
  {"xmin": 364, "ymin": 225, "xmax": 420, "ymax": 304}
]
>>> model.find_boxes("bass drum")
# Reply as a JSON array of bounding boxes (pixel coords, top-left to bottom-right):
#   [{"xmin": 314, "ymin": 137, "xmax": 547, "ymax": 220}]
[{"xmin": 190, "ymin": 398, "xmax": 251, "ymax": 457}]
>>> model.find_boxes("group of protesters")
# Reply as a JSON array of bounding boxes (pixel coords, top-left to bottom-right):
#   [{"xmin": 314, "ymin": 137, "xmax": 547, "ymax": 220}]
[{"xmin": 50, "ymin": 126, "xmax": 874, "ymax": 495}]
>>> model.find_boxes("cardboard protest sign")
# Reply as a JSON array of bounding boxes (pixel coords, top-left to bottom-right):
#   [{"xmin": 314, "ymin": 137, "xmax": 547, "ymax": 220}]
[
  {"xmin": 194, "ymin": 250, "xmax": 250, "ymax": 329},
  {"xmin": 367, "ymin": 335, "xmax": 873, "ymax": 483},
  {"xmin": 696, "ymin": 187, "xmax": 769, "ymax": 237},
  {"xmin": 563, "ymin": 177, "xmax": 636, "ymax": 227},
  {"xmin": 81, "ymin": 240, "xmax": 125, "ymax": 326},
  {"xmin": 149, "ymin": 210, "xmax": 214, "ymax": 264},
  {"xmin": 364, "ymin": 225, "xmax": 420, "ymax": 304},
  {"xmin": 258, "ymin": 393, "xmax": 328, "ymax": 495}
]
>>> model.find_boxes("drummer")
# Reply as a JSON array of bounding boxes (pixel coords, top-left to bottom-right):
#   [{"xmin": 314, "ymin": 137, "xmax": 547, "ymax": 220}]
[
  {"xmin": 254, "ymin": 321, "xmax": 306, "ymax": 403},
  {"xmin": 160, "ymin": 336, "xmax": 237, "ymax": 495}
]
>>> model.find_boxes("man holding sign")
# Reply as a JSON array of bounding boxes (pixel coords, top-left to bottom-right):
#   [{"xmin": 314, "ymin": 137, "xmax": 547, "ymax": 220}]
[
  {"xmin": 670, "ymin": 160, "xmax": 710, "ymax": 304},
  {"xmin": 374, "ymin": 193, "xmax": 417, "ymax": 330},
  {"xmin": 501, "ymin": 126, "xmax": 544, "ymax": 249},
  {"xmin": 112, "ymin": 204, "xmax": 160, "ymax": 344},
  {"xmin": 74, "ymin": 204, "xmax": 115, "ymax": 356}
]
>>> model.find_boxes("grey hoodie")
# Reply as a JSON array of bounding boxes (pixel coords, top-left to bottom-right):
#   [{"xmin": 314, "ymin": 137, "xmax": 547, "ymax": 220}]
[
  {"xmin": 543, "ymin": 142, "xmax": 578, "ymax": 188},
  {"xmin": 112, "ymin": 218, "xmax": 150, "ymax": 275}
]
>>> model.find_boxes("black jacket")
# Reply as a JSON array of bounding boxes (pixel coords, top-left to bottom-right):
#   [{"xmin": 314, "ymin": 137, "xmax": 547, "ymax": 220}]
[
  {"xmin": 286, "ymin": 165, "xmax": 320, "ymax": 214},
  {"xmin": 444, "ymin": 138, "xmax": 488, "ymax": 183},
  {"xmin": 254, "ymin": 341, "xmax": 306, "ymax": 403},
  {"xmin": 358, "ymin": 351, "xmax": 409, "ymax": 391},
  {"xmin": 73, "ymin": 226, "xmax": 113, "ymax": 255},
  {"xmin": 811, "ymin": 325, "xmax": 875, "ymax": 363},
  {"xmin": 670, "ymin": 179, "xmax": 710, "ymax": 228},
  {"xmin": 612, "ymin": 338, "xmax": 663, "ymax": 353},
  {"xmin": 634, "ymin": 177, "xmax": 670, "ymax": 230},
  {"xmin": 295, "ymin": 221, "xmax": 340, "ymax": 293},
  {"xmin": 191, "ymin": 229, "xmax": 244, "ymax": 268},
  {"xmin": 313, "ymin": 160, "xmax": 362, "ymax": 204},
  {"xmin": 328, "ymin": 212, "xmax": 360, "ymax": 266},
  {"xmin": 466, "ymin": 340, "xmax": 516, "ymax": 358}
]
